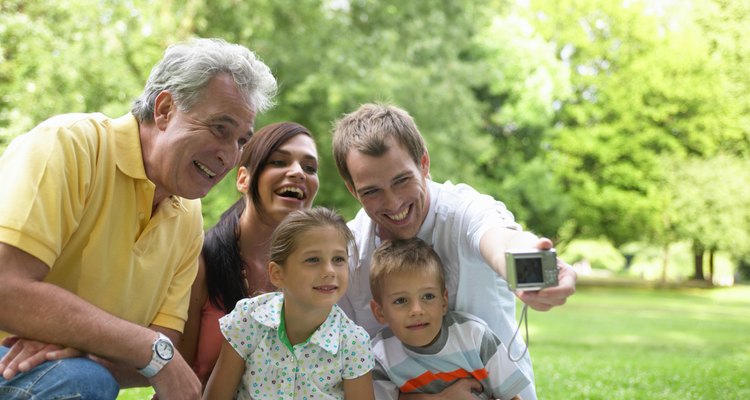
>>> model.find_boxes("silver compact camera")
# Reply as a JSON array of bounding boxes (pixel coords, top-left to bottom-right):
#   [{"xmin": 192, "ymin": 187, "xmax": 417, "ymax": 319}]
[{"xmin": 505, "ymin": 249, "xmax": 558, "ymax": 291}]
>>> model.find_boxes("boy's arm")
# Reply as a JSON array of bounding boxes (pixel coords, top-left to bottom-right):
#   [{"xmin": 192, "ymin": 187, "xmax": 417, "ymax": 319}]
[
  {"xmin": 478, "ymin": 321, "xmax": 532, "ymax": 400},
  {"xmin": 202, "ymin": 340, "xmax": 244, "ymax": 400},
  {"xmin": 478, "ymin": 227, "xmax": 576, "ymax": 311}
]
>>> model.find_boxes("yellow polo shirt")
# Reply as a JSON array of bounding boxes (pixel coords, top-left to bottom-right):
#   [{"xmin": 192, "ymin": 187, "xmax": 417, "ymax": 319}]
[{"xmin": 0, "ymin": 113, "xmax": 203, "ymax": 336}]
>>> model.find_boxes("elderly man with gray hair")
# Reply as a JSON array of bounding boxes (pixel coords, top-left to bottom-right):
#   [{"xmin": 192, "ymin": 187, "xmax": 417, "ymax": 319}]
[{"xmin": 0, "ymin": 38, "xmax": 276, "ymax": 400}]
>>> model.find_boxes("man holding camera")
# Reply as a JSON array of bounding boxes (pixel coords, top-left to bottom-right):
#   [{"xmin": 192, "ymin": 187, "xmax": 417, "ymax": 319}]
[{"xmin": 332, "ymin": 103, "xmax": 577, "ymax": 400}]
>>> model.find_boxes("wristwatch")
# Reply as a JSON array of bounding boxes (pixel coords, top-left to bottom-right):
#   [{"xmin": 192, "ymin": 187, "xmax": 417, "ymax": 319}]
[{"xmin": 138, "ymin": 332, "xmax": 174, "ymax": 378}]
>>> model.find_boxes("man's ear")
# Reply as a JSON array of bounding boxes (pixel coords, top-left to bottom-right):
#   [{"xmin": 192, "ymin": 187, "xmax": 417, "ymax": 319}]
[
  {"xmin": 370, "ymin": 299, "xmax": 387, "ymax": 325},
  {"xmin": 419, "ymin": 151, "xmax": 430, "ymax": 178},
  {"xmin": 236, "ymin": 166, "xmax": 250, "ymax": 193},
  {"xmin": 268, "ymin": 262, "xmax": 284, "ymax": 289},
  {"xmin": 153, "ymin": 91, "xmax": 174, "ymax": 131}
]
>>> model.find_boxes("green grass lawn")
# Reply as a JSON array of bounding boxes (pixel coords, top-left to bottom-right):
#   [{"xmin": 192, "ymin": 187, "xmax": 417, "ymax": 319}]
[
  {"xmin": 529, "ymin": 284, "xmax": 750, "ymax": 399},
  {"xmin": 118, "ymin": 284, "xmax": 750, "ymax": 399}
]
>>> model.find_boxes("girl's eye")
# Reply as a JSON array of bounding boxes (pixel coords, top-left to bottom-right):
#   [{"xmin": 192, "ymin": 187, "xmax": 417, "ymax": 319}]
[
  {"xmin": 333, "ymin": 256, "xmax": 347, "ymax": 263},
  {"xmin": 305, "ymin": 257, "xmax": 320, "ymax": 263}
]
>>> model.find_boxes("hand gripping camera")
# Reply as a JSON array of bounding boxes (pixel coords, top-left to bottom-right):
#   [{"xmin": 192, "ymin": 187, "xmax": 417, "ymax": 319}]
[{"xmin": 505, "ymin": 249, "xmax": 559, "ymax": 291}]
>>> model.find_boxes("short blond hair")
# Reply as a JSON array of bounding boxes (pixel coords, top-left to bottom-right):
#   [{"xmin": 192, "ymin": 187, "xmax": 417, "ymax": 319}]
[{"xmin": 369, "ymin": 238, "xmax": 445, "ymax": 304}]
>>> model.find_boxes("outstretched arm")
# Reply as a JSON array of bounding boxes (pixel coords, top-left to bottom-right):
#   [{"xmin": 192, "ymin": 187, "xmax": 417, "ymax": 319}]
[{"xmin": 479, "ymin": 227, "xmax": 576, "ymax": 311}]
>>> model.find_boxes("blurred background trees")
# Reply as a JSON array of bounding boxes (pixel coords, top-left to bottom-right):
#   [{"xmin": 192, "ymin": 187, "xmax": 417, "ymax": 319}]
[{"xmin": 2, "ymin": 0, "xmax": 748, "ymax": 284}]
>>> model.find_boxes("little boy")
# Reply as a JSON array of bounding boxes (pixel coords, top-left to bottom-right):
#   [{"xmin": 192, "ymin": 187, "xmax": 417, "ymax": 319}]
[{"xmin": 369, "ymin": 238, "xmax": 530, "ymax": 400}]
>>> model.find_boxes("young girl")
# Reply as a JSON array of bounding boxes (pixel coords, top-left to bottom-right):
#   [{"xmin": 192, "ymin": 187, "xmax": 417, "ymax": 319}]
[{"xmin": 203, "ymin": 207, "xmax": 375, "ymax": 400}]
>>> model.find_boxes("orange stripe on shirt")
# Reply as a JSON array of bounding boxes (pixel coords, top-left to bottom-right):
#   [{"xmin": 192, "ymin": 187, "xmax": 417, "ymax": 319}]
[{"xmin": 400, "ymin": 368, "xmax": 490, "ymax": 392}]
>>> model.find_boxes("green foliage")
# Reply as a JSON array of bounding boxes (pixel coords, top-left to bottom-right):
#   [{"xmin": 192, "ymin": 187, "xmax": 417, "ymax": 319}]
[
  {"xmin": 468, "ymin": 7, "xmax": 574, "ymax": 238},
  {"xmin": 0, "ymin": 0, "xmax": 200, "ymax": 150},
  {"xmin": 182, "ymin": 0, "xmax": 501, "ymax": 219},
  {"xmin": 200, "ymin": 170, "xmax": 241, "ymax": 229},
  {"xmin": 692, "ymin": 0, "xmax": 750, "ymax": 155},
  {"xmin": 524, "ymin": 0, "xmax": 749, "ymax": 248},
  {"xmin": 2, "ymin": 0, "xmax": 750, "ymax": 280},
  {"xmin": 559, "ymin": 237, "xmax": 626, "ymax": 271},
  {"xmin": 496, "ymin": 158, "xmax": 573, "ymax": 239},
  {"xmin": 661, "ymin": 155, "xmax": 750, "ymax": 258}
]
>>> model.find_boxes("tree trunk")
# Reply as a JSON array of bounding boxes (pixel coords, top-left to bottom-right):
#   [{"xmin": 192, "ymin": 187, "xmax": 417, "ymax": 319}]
[
  {"xmin": 708, "ymin": 249, "xmax": 715, "ymax": 284},
  {"xmin": 661, "ymin": 243, "xmax": 670, "ymax": 283},
  {"xmin": 693, "ymin": 243, "xmax": 705, "ymax": 280}
]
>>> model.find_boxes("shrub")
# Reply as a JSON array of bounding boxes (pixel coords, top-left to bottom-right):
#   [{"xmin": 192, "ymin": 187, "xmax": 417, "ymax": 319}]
[{"xmin": 560, "ymin": 238, "xmax": 626, "ymax": 272}]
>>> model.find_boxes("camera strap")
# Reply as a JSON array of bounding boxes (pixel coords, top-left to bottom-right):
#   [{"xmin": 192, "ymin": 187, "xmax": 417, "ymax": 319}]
[{"xmin": 508, "ymin": 303, "xmax": 529, "ymax": 362}]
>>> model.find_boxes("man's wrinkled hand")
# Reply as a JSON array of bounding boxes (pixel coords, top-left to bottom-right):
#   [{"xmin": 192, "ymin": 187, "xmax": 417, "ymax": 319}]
[
  {"xmin": 149, "ymin": 351, "xmax": 201, "ymax": 400},
  {"xmin": 0, "ymin": 337, "xmax": 82, "ymax": 379},
  {"xmin": 436, "ymin": 378, "xmax": 484, "ymax": 400}
]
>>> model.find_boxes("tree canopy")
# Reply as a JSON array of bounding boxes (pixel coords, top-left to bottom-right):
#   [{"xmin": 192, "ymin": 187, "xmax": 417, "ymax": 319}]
[{"xmin": 2, "ymin": 0, "xmax": 748, "ymax": 279}]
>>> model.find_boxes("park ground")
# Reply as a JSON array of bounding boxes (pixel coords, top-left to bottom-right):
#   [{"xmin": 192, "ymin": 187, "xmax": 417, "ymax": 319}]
[{"xmin": 119, "ymin": 278, "xmax": 750, "ymax": 399}]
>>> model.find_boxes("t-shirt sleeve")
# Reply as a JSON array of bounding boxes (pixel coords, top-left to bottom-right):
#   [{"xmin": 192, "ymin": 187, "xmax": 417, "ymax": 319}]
[
  {"xmin": 219, "ymin": 298, "xmax": 258, "ymax": 359},
  {"xmin": 341, "ymin": 323, "xmax": 375, "ymax": 379},
  {"xmin": 0, "ymin": 123, "xmax": 93, "ymax": 267},
  {"xmin": 450, "ymin": 183, "xmax": 521, "ymax": 255},
  {"xmin": 372, "ymin": 358, "xmax": 400, "ymax": 400},
  {"xmin": 479, "ymin": 323, "xmax": 532, "ymax": 399}
]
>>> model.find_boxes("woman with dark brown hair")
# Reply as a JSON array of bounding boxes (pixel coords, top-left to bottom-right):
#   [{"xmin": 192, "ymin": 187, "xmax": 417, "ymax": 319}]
[{"xmin": 179, "ymin": 122, "xmax": 320, "ymax": 387}]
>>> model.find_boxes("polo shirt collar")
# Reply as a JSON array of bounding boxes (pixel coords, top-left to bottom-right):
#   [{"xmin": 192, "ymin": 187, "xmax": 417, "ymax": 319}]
[
  {"xmin": 112, "ymin": 114, "xmax": 148, "ymax": 180},
  {"xmin": 112, "ymin": 113, "xmax": 188, "ymax": 214},
  {"xmin": 308, "ymin": 306, "xmax": 342, "ymax": 355},
  {"xmin": 252, "ymin": 292, "xmax": 343, "ymax": 355}
]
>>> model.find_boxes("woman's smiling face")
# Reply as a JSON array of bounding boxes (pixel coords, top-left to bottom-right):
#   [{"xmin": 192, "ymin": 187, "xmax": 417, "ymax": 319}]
[{"xmin": 257, "ymin": 134, "xmax": 319, "ymax": 223}]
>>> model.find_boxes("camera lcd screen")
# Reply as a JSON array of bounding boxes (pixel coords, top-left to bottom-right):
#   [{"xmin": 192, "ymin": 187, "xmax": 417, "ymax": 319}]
[{"xmin": 516, "ymin": 257, "xmax": 543, "ymax": 284}]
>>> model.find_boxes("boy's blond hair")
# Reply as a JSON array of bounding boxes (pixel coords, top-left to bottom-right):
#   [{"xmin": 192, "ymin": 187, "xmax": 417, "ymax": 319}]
[{"xmin": 369, "ymin": 238, "xmax": 445, "ymax": 304}]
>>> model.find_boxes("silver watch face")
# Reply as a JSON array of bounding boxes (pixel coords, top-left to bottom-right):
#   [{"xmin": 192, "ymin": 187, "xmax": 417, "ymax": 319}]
[{"xmin": 155, "ymin": 339, "xmax": 174, "ymax": 360}]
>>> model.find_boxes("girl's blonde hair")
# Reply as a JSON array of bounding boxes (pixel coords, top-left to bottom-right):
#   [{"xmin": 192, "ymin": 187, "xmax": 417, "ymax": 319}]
[{"xmin": 269, "ymin": 207, "xmax": 355, "ymax": 266}]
